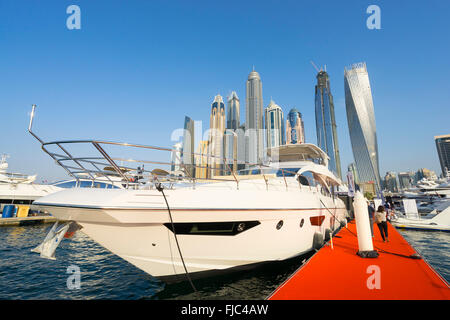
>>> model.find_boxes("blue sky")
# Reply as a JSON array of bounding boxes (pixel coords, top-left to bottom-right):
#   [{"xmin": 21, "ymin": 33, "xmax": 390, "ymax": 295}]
[{"xmin": 0, "ymin": 0, "xmax": 449, "ymax": 181}]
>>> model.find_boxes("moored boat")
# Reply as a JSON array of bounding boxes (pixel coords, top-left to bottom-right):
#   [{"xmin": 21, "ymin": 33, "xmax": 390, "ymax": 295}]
[{"xmin": 29, "ymin": 106, "xmax": 350, "ymax": 282}]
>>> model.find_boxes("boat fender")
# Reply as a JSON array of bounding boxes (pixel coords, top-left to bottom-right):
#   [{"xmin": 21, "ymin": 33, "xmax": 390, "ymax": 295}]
[
  {"xmin": 312, "ymin": 232, "xmax": 324, "ymax": 251},
  {"xmin": 64, "ymin": 221, "xmax": 82, "ymax": 238}
]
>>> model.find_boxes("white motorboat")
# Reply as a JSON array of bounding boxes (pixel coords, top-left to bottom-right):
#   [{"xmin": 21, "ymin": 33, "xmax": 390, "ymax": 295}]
[
  {"xmin": 391, "ymin": 201, "xmax": 450, "ymax": 232},
  {"xmin": 0, "ymin": 154, "xmax": 127, "ymax": 213},
  {"xmin": 29, "ymin": 106, "xmax": 349, "ymax": 282},
  {"xmin": 405, "ymin": 175, "xmax": 450, "ymax": 199},
  {"xmin": 0, "ymin": 154, "xmax": 61, "ymax": 208}
]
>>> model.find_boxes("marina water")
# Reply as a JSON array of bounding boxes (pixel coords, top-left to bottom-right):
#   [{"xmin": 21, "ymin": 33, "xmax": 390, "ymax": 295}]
[{"xmin": 0, "ymin": 224, "xmax": 448, "ymax": 300}]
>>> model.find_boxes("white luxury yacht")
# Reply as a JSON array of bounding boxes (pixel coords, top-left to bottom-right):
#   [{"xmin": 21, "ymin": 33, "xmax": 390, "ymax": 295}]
[
  {"xmin": 29, "ymin": 106, "xmax": 349, "ymax": 282},
  {"xmin": 0, "ymin": 154, "xmax": 127, "ymax": 214},
  {"xmin": 0, "ymin": 154, "xmax": 61, "ymax": 209},
  {"xmin": 391, "ymin": 203, "xmax": 450, "ymax": 231}
]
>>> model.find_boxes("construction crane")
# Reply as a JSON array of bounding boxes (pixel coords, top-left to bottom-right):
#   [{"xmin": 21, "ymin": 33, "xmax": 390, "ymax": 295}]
[
  {"xmin": 310, "ymin": 61, "xmax": 327, "ymax": 73},
  {"xmin": 310, "ymin": 60, "xmax": 321, "ymax": 73}
]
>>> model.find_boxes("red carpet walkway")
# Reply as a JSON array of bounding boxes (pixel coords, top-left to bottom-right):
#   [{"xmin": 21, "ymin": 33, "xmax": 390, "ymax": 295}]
[{"xmin": 268, "ymin": 220, "xmax": 450, "ymax": 300}]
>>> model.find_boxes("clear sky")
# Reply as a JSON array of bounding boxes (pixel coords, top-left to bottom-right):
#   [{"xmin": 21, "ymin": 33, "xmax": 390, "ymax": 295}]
[{"xmin": 1, "ymin": 0, "xmax": 449, "ymax": 182}]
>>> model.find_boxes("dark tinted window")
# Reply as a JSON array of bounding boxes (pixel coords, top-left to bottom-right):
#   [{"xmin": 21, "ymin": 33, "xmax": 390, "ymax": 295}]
[{"xmin": 53, "ymin": 181, "xmax": 77, "ymax": 188}]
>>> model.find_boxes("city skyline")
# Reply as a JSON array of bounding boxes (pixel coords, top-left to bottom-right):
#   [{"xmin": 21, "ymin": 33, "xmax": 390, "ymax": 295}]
[{"xmin": 1, "ymin": 1, "xmax": 449, "ymax": 181}]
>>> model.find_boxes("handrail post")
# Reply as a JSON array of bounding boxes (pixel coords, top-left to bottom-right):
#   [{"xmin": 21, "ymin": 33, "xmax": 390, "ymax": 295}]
[
  {"xmin": 225, "ymin": 157, "xmax": 239, "ymax": 190},
  {"xmin": 281, "ymin": 169, "xmax": 288, "ymax": 191},
  {"xmin": 260, "ymin": 165, "xmax": 268, "ymax": 191}
]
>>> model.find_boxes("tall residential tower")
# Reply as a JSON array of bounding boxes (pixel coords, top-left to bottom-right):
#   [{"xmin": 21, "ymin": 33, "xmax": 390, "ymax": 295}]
[
  {"xmin": 344, "ymin": 62, "xmax": 381, "ymax": 193},
  {"xmin": 435, "ymin": 134, "xmax": 450, "ymax": 177},
  {"xmin": 208, "ymin": 94, "xmax": 226, "ymax": 177},
  {"xmin": 245, "ymin": 68, "xmax": 264, "ymax": 165},
  {"xmin": 182, "ymin": 116, "xmax": 195, "ymax": 177},
  {"xmin": 315, "ymin": 70, "xmax": 342, "ymax": 179},
  {"xmin": 286, "ymin": 108, "xmax": 305, "ymax": 145},
  {"xmin": 264, "ymin": 100, "xmax": 285, "ymax": 149},
  {"xmin": 227, "ymin": 91, "xmax": 240, "ymax": 131}
]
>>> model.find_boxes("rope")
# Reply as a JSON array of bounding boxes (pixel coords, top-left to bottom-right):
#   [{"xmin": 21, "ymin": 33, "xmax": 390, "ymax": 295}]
[{"xmin": 155, "ymin": 183, "xmax": 197, "ymax": 292}]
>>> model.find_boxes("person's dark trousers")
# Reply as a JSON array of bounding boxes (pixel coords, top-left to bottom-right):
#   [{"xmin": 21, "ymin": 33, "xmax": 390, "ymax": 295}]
[{"xmin": 377, "ymin": 221, "xmax": 388, "ymax": 241}]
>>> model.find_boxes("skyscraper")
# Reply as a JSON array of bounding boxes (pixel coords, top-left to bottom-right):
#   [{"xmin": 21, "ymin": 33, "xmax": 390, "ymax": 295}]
[
  {"xmin": 245, "ymin": 68, "xmax": 264, "ymax": 165},
  {"xmin": 435, "ymin": 134, "xmax": 450, "ymax": 176},
  {"xmin": 224, "ymin": 130, "xmax": 238, "ymax": 175},
  {"xmin": 264, "ymin": 100, "xmax": 285, "ymax": 150},
  {"xmin": 344, "ymin": 62, "xmax": 381, "ymax": 193},
  {"xmin": 170, "ymin": 142, "xmax": 182, "ymax": 173},
  {"xmin": 208, "ymin": 94, "xmax": 226, "ymax": 177},
  {"xmin": 383, "ymin": 171, "xmax": 398, "ymax": 192},
  {"xmin": 286, "ymin": 108, "xmax": 305, "ymax": 145},
  {"xmin": 195, "ymin": 140, "xmax": 210, "ymax": 179},
  {"xmin": 315, "ymin": 70, "xmax": 342, "ymax": 179},
  {"xmin": 236, "ymin": 123, "xmax": 246, "ymax": 171},
  {"xmin": 182, "ymin": 116, "xmax": 195, "ymax": 177},
  {"xmin": 225, "ymin": 91, "xmax": 240, "ymax": 174},
  {"xmin": 398, "ymin": 172, "xmax": 414, "ymax": 190},
  {"xmin": 227, "ymin": 91, "xmax": 240, "ymax": 131}
]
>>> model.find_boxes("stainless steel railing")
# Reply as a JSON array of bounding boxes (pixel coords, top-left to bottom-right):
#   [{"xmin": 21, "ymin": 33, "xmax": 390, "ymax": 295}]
[{"xmin": 28, "ymin": 105, "xmax": 314, "ymax": 191}]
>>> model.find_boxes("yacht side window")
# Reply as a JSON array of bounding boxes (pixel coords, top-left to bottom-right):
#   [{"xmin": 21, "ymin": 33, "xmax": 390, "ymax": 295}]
[
  {"xmin": 298, "ymin": 175, "xmax": 309, "ymax": 186},
  {"xmin": 298, "ymin": 172, "xmax": 316, "ymax": 187}
]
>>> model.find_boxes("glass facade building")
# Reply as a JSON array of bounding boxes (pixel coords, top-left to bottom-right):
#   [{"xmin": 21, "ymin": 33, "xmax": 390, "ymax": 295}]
[
  {"xmin": 286, "ymin": 108, "xmax": 304, "ymax": 145},
  {"xmin": 182, "ymin": 116, "xmax": 195, "ymax": 177},
  {"xmin": 315, "ymin": 70, "xmax": 342, "ymax": 179},
  {"xmin": 223, "ymin": 130, "xmax": 238, "ymax": 175},
  {"xmin": 245, "ymin": 69, "xmax": 264, "ymax": 165},
  {"xmin": 264, "ymin": 100, "xmax": 285, "ymax": 150},
  {"xmin": 170, "ymin": 142, "xmax": 182, "ymax": 173},
  {"xmin": 227, "ymin": 91, "xmax": 240, "ymax": 131},
  {"xmin": 435, "ymin": 134, "xmax": 450, "ymax": 177},
  {"xmin": 208, "ymin": 94, "xmax": 226, "ymax": 177},
  {"xmin": 344, "ymin": 62, "xmax": 381, "ymax": 194},
  {"xmin": 398, "ymin": 172, "xmax": 414, "ymax": 190}
]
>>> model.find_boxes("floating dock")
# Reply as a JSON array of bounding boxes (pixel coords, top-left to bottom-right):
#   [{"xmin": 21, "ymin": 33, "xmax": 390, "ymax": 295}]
[
  {"xmin": 0, "ymin": 216, "xmax": 58, "ymax": 226},
  {"xmin": 268, "ymin": 220, "xmax": 450, "ymax": 300}
]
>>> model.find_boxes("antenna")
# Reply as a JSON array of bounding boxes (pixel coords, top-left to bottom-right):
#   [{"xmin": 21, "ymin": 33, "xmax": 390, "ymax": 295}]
[
  {"xmin": 28, "ymin": 104, "xmax": 44, "ymax": 144},
  {"xmin": 310, "ymin": 61, "xmax": 322, "ymax": 73}
]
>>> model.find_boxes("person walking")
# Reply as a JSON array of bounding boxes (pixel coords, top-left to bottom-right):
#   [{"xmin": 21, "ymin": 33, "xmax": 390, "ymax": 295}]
[
  {"xmin": 367, "ymin": 200, "xmax": 375, "ymax": 237},
  {"xmin": 384, "ymin": 201, "xmax": 392, "ymax": 222},
  {"xmin": 375, "ymin": 205, "xmax": 389, "ymax": 242}
]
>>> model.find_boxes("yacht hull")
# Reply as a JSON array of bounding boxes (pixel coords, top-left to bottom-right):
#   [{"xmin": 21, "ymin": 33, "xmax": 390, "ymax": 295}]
[{"xmin": 35, "ymin": 185, "xmax": 348, "ymax": 280}]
